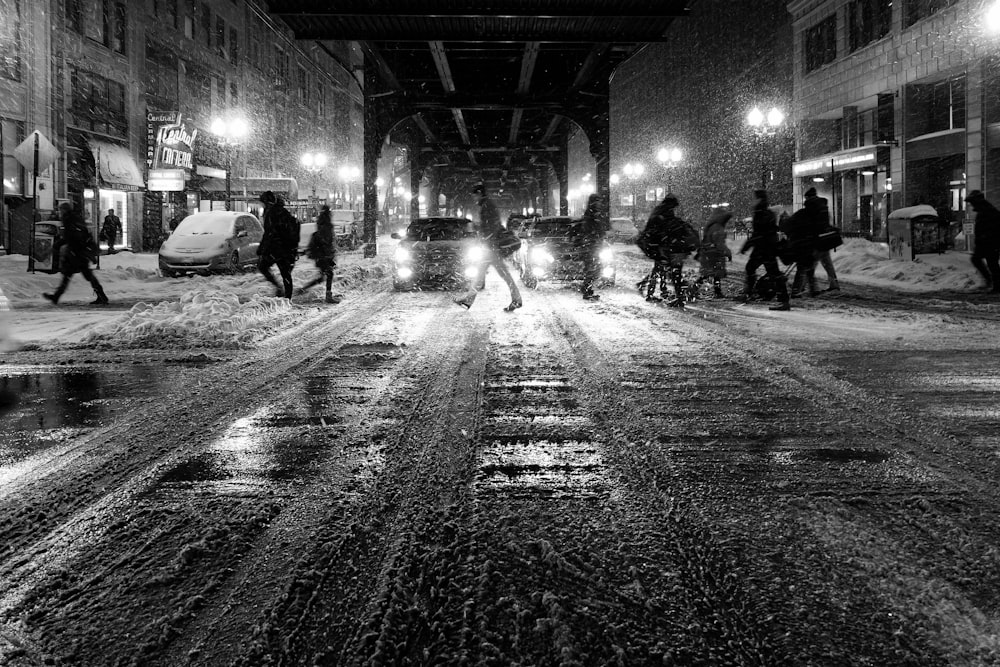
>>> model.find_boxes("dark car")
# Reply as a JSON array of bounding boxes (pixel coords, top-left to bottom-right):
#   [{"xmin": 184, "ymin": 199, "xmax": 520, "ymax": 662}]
[
  {"xmin": 513, "ymin": 216, "xmax": 616, "ymax": 289},
  {"xmin": 390, "ymin": 217, "xmax": 486, "ymax": 290}
]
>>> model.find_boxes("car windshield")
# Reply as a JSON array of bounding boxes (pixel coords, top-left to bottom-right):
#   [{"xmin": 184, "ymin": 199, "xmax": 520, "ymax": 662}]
[
  {"xmin": 406, "ymin": 220, "xmax": 469, "ymax": 241},
  {"xmin": 174, "ymin": 217, "xmax": 232, "ymax": 235},
  {"xmin": 533, "ymin": 220, "xmax": 575, "ymax": 236}
]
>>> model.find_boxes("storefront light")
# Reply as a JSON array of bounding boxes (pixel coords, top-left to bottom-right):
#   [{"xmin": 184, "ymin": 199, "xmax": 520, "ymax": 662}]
[
  {"xmin": 861, "ymin": 170, "xmax": 876, "ymax": 176},
  {"xmin": 812, "ymin": 177, "xmax": 825, "ymax": 183},
  {"xmin": 84, "ymin": 188, "xmax": 95, "ymax": 199}
]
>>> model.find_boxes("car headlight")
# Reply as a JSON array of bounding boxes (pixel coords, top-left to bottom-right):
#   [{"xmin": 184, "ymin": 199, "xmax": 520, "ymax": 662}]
[
  {"xmin": 599, "ymin": 248, "xmax": 614, "ymax": 263},
  {"xmin": 394, "ymin": 247, "xmax": 411, "ymax": 263},
  {"xmin": 530, "ymin": 247, "xmax": 553, "ymax": 264},
  {"xmin": 466, "ymin": 245, "xmax": 486, "ymax": 263},
  {"xmin": 397, "ymin": 266, "xmax": 413, "ymax": 280}
]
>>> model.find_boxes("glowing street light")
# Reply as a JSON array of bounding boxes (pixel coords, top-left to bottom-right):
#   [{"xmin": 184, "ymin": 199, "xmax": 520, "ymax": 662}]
[
  {"xmin": 211, "ymin": 117, "xmax": 249, "ymax": 211},
  {"xmin": 300, "ymin": 152, "xmax": 328, "ymax": 203},
  {"xmin": 989, "ymin": 0, "xmax": 1000, "ymax": 32},
  {"xmin": 656, "ymin": 147, "xmax": 683, "ymax": 191},
  {"xmin": 747, "ymin": 106, "xmax": 785, "ymax": 188},
  {"xmin": 622, "ymin": 162, "xmax": 645, "ymax": 225}
]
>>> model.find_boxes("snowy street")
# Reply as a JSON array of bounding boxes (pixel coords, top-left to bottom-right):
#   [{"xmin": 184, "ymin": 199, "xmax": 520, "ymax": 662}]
[{"xmin": 2, "ymin": 238, "xmax": 1000, "ymax": 665}]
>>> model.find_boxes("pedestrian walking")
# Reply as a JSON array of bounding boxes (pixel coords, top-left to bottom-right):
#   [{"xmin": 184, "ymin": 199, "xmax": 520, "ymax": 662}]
[
  {"xmin": 43, "ymin": 202, "xmax": 109, "ymax": 306},
  {"xmin": 257, "ymin": 191, "xmax": 300, "ymax": 299},
  {"xmin": 804, "ymin": 187, "xmax": 840, "ymax": 292},
  {"xmin": 296, "ymin": 204, "xmax": 341, "ymax": 303},
  {"xmin": 696, "ymin": 208, "xmax": 733, "ymax": 298},
  {"xmin": 636, "ymin": 194, "xmax": 698, "ymax": 306},
  {"xmin": 570, "ymin": 193, "xmax": 607, "ymax": 301},
  {"xmin": 454, "ymin": 183, "xmax": 523, "ymax": 312},
  {"xmin": 740, "ymin": 190, "xmax": 791, "ymax": 311},
  {"xmin": 782, "ymin": 196, "xmax": 824, "ymax": 297},
  {"xmin": 965, "ymin": 190, "xmax": 1000, "ymax": 292},
  {"xmin": 101, "ymin": 208, "xmax": 121, "ymax": 254}
]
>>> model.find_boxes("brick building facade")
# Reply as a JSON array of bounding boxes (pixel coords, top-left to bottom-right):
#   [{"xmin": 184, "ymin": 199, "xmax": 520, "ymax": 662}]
[
  {"xmin": 790, "ymin": 0, "xmax": 1000, "ymax": 239},
  {"xmin": 0, "ymin": 0, "xmax": 362, "ymax": 253}
]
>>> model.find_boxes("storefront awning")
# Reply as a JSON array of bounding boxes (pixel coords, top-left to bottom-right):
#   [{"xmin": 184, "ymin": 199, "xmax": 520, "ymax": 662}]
[
  {"xmin": 90, "ymin": 139, "xmax": 145, "ymax": 191},
  {"xmin": 792, "ymin": 146, "xmax": 887, "ymax": 178},
  {"xmin": 199, "ymin": 177, "xmax": 299, "ymax": 200}
]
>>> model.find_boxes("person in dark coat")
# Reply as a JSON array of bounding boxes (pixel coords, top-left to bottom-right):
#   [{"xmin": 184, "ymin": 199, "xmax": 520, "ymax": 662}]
[
  {"xmin": 804, "ymin": 187, "xmax": 840, "ymax": 292},
  {"xmin": 696, "ymin": 208, "xmax": 733, "ymax": 298},
  {"xmin": 636, "ymin": 194, "xmax": 695, "ymax": 306},
  {"xmin": 257, "ymin": 191, "xmax": 299, "ymax": 298},
  {"xmin": 454, "ymin": 183, "xmax": 523, "ymax": 312},
  {"xmin": 571, "ymin": 193, "xmax": 607, "ymax": 300},
  {"xmin": 101, "ymin": 209, "xmax": 121, "ymax": 254},
  {"xmin": 965, "ymin": 189, "xmax": 1000, "ymax": 292},
  {"xmin": 297, "ymin": 205, "xmax": 340, "ymax": 303},
  {"xmin": 43, "ymin": 202, "xmax": 109, "ymax": 305},
  {"xmin": 740, "ymin": 190, "xmax": 790, "ymax": 310},
  {"xmin": 783, "ymin": 196, "xmax": 824, "ymax": 297}
]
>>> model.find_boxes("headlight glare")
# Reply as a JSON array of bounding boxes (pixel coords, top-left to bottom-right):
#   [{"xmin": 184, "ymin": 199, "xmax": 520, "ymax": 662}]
[
  {"xmin": 599, "ymin": 248, "xmax": 614, "ymax": 263},
  {"xmin": 394, "ymin": 247, "xmax": 411, "ymax": 263},
  {"xmin": 466, "ymin": 245, "xmax": 486, "ymax": 262}
]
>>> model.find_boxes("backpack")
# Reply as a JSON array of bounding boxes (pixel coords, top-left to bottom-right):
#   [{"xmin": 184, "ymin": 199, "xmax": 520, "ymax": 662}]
[
  {"xmin": 273, "ymin": 208, "xmax": 300, "ymax": 252},
  {"xmin": 664, "ymin": 218, "xmax": 699, "ymax": 254}
]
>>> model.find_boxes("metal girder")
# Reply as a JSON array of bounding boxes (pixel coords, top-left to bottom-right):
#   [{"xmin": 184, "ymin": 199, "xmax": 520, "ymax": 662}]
[
  {"xmin": 412, "ymin": 114, "xmax": 438, "ymax": 143},
  {"xmin": 451, "ymin": 109, "xmax": 472, "ymax": 145},
  {"xmin": 571, "ymin": 42, "xmax": 611, "ymax": 91},
  {"xmin": 516, "ymin": 42, "xmax": 541, "ymax": 95},
  {"xmin": 358, "ymin": 41, "xmax": 401, "ymax": 91},
  {"xmin": 268, "ymin": 1, "xmax": 690, "ymax": 18},
  {"xmin": 508, "ymin": 109, "xmax": 524, "ymax": 145},
  {"xmin": 428, "ymin": 41, "xmax": 456, "ymax": 93}
]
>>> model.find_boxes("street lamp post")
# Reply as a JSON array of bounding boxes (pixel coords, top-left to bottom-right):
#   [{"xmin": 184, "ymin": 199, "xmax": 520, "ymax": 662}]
[
  {"xmin": 656, "ymin": 147, "xmax": 683, "ymax": 192},
  {"xmin": 622, "ymin": 162, "xmax": 645, "ymax": 226},
  {"xmin": 211, "ymin": 117, "xmax": 248, "ymax": 211},
  {"xmin": 338, "ymin": 165, "xmax": 360, "ymax": 210},
  {"xmin": 300, "ymin": 151, "xmax": 328, "ymax": 205},
  {"xmin": 747, "ymin": 106, "xmax": 785, "ymax": 190}
]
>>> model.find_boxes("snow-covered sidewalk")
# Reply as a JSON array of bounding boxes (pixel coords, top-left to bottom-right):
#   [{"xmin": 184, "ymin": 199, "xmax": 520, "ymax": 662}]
[{"xmin": 0, "ymin": 233, "xmax": 990, "ymax": 350}]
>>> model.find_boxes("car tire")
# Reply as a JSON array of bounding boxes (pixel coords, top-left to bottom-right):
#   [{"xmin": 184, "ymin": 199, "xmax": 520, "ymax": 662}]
[
  {"xmin": 229, "ymin": 250, "xmax": 242, "ymax": 273},
  {"xmin": 162, "ymin": 268, "xmax": 178, "ymax": 278}
]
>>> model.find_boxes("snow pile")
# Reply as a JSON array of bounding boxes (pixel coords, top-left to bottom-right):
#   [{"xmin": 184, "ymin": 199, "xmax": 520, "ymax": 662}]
[{"xmin": 82, "ymin": 290, "xmax": 300, "ymax": 349}]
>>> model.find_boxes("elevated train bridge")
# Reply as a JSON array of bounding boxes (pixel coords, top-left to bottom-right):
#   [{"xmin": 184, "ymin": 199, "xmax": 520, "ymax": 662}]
[{"xmin": 266, "ymin": 1, "xmax": 690, "ymax": 255}]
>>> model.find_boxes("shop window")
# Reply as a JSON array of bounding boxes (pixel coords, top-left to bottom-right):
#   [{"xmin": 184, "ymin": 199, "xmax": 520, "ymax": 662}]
[
  {"xmin": 804, "ymin": 14, "xmax": 837, "ymax": 73},
  {"xmin": 877, "ymin": 93, "xmax": 895, "ymax": 143},
  {"xmin": 904, "ymin": 0, "xmax": 956, "ymax": 28},
  {"xmin": 0, "ymin": 0, "xmax": 21, "ymax": 82},
  {"xmin": 2, "ymin": 118, "xmax": 24, "ymax": 196},
  {"xmin": 848, "ymin": 0, "xmax": 892, "ymax": 52},
  {"xmin": 69, "ymin": 67, "xmax": 128, "ymax": 138}
]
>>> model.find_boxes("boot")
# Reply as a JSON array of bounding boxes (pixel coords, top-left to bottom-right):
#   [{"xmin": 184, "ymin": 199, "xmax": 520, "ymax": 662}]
[
  {"xmin": 325, "ymin": 292, "xmax": 339, "ymax": 304},
  {"xmin": 713, "ymin": 281, "xmax": 725, "ymax": 298},
  {"xmin": 91, "ymin": 287, "xmax": 109, "ymax": 305},
  {"xmin": 43, "ymin": 292, "xmax": 59, "ymax": 304}
]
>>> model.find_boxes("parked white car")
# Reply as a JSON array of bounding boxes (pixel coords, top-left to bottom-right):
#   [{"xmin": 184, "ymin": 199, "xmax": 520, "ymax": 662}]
[{"xmin": 159, "ymin": 211, "xmax": 264, "ymax": 277}]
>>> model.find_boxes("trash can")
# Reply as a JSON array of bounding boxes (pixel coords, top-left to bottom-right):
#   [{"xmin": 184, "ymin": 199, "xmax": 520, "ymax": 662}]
[{"xmin": 32, "ymin": 222, "xmax": 61, "ymax": 273}]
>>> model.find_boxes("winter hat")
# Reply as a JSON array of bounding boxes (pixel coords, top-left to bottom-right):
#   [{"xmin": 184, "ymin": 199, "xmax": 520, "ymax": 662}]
[
  {"xmin": 804, "ymin": 187, "xmax": 817, "ymax": 198},
  {"xmin": 753, "ymin": 189, "xmax": 768, "ymax": 200},
  {"xmin": 965, "ymin": 190, "xmax": 985, "ymax": 203},
  {"xmin": 662, "ymin": 194, "xmax": 679, "ymax": 208},
  {"xmin": 260, "ymin": 190, "xmax": 277, "ymax": 205}
]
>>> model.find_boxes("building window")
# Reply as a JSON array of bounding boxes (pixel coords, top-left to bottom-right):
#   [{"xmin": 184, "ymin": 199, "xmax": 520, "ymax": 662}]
[
  {"xmin": 145, "ymin": 41, "xmax": 179, "ymax": 103},
  {"xmin": 318, "ymin": 86, "xmax": 326, "ymax": 118},
  {"xmin": 298, "ymin": 66, "xmax": 309, "ymax": 106},
  {"xmin": 905, "ymin": 75, "xmax": 966, "ymax": 137},
  {"xmin": 200, "ymin": 2, "xmax": 211, "ymax": 48},
  {"xmin": 66, "ymin": 0, "xmax": 83, "ymax": 33},
  {"xmin": 229, "ymin": 27, "xmax": 238, "ymax": 64},
  {"xmin": 848, "ymin": 0, "xmax": 892, "ymax": 52},
  {"xmin": 82, "ymin": 0, "xmax": 107, "ymax": 45},
  {"xmin": 183, "ymin": 0, "xmax": 194, "ymax": 39},
  {"xmin": 154, "ymin": 0, "xmax": 178, "ymax": 29},
  {"xmin": 275, "ymin": 45, "xmax": 287, "ymax": 86},
  {"xmin": 69, "ymin": 67, "xmax": 128, "ymax": 137},
  {"xmin": 904, "ymin": 0, "xmax": 956, "ymax": 28},
  {"xmin": 1, "ymin": 118, "xmax": 24, "ymax": 196},
  {"xmin": 804, "ymin": 15, "xmax": 837, "ymax": 73},
  {"xmin": 216, "ymin": 16, "xmax": 226, "ymax": 58},
  {"xmin": 113, "ymin": 3, "xmax": 127, "ymax": 54},
  {"xmin": 0, "ymin": 0, "xmax": 21, "ymax": 81},
  {"xmin": 230, "ymin": 81, "xmax": 238, "ymax": 107}
]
